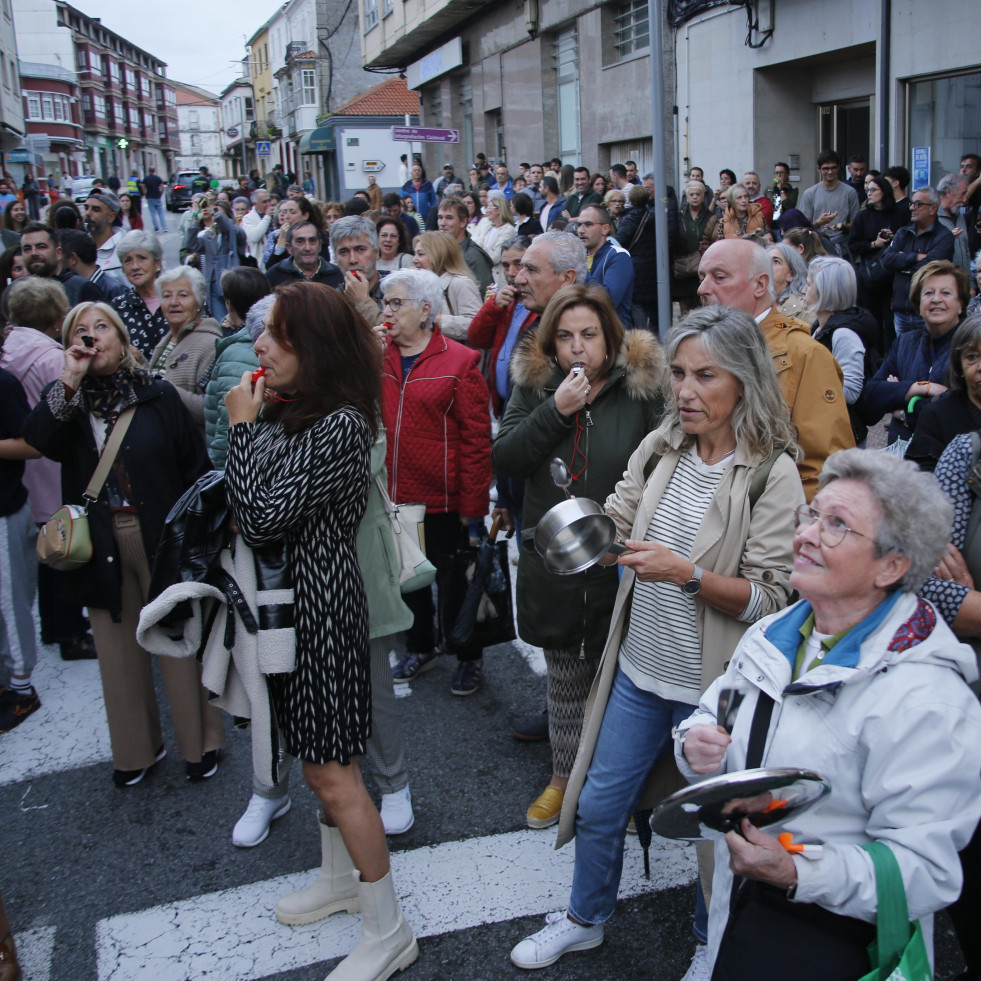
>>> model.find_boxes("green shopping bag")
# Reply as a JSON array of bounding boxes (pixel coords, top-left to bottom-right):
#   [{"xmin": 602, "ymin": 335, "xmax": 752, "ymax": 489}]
[{"xmin": 859, "ymin": 841, "xmax": 933, "ymax": 981}]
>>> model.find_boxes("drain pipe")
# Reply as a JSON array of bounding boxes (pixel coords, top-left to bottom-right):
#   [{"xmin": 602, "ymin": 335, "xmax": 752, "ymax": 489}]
[
  {"xmin": 878, "ymin": 0, "xmax": 891, "ymax": 168},
  {"xmin": 648, "ymin": 0, "xmax": 671, "ymax": 341}
]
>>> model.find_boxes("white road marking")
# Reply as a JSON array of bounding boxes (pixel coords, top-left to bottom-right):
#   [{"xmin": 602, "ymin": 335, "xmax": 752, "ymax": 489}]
[
  {"xmin": 1, "ymin": 644, "xmax": 110, "ymax": 786},
  {"xmin": 96, "ymin": 828, "xmax": 696, "ymax": 980},
  {"xmin": 15, "ymin": 925, "xmax": 56, "ymax": 981}
]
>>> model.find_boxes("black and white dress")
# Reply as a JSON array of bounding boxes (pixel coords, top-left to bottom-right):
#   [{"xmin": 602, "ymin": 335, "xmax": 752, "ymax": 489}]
[{"xmin": 224, "ymin": 405, "xmax": 372, "ymax": 765}]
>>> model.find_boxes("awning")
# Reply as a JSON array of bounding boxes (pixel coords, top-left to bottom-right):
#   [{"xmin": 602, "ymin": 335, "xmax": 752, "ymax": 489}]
[{"xmin": 298, "ymin": 126, "xmax": 335, "ymax": 153}]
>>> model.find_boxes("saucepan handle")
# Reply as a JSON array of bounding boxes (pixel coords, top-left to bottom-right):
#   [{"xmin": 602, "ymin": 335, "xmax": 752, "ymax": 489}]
[{"xmin": 607, "ymin": 538, "xmax": 635, "ymax": 557}]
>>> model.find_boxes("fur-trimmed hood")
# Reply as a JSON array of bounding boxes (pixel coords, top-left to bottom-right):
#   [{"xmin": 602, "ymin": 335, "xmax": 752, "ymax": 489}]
[{"xmin": 508, "ymin": 326, "xmax": 665, "ymax": 401}]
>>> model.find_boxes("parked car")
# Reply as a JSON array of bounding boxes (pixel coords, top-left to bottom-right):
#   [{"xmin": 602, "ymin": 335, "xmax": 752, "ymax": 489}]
[
  {"xmin": 166, "ymin": 171, "xmax": 199, "ymax": 211},
  {"xmin": 71, "ymin": 174, "xmax": 98, "ymax": 199}
]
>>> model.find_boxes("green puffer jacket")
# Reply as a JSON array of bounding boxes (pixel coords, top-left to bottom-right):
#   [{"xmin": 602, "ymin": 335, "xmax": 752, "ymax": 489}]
[
  {"xmin": 204, "ymin": 326, "xmax": 258, "ymax": 468},
  {"xmin": 492, "ymin": 329, "xmax": 665, "ymax": 657},
  {"xmin": 358, "ymin": 429, "xmax": 414, "ymax": 639}
]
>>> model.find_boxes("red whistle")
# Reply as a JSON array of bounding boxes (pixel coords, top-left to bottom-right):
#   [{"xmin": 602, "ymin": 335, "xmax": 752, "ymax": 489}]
[{"xmin": 251, "ymin": 367, "xmax": 266, "ymax": 385}]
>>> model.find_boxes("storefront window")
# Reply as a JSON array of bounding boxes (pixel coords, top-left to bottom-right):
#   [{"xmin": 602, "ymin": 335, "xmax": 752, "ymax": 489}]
[{"xmin": 907, "ymin": 71, "xmax": 981, "ymax": 186}]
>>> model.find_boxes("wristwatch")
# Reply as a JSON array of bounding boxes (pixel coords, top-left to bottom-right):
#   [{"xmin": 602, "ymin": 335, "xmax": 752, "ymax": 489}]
[{"xmin": 682, "ymin": 564, "xmax": 703, "ymax": 596}]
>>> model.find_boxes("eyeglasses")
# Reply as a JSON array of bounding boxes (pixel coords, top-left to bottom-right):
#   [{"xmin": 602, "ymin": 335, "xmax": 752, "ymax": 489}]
[
  {"xmin": 793, "ymin": 504, "xmax": 876, "ymax": 548},
  {"xmin": 577, "ymin": 221, "xmax": 605, "ymax": 229},
  {"xmin": 910, "ymin": 200, "xmax": 934, "ymax": 210},
  {"xmin": 382, "ymin": 297, "xmax": 413, "ymax": 311}
]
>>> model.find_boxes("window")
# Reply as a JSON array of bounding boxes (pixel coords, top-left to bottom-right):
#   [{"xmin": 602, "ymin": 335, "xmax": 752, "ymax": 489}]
[
  {"xmin": 189, "ymin": 109, "xmax": 199, "ymax": 130},
  {"xmin": 76, "ymin": 48, "xmax": 88, "ymax": 71},
  {"xmin": 129, "ymin": 106, "xmax": 139, "ymax": 127},
  {"xmin": 190, "ymin": 133, "xmax": 201, "ymax": 150},
  {"xmin": 144, "ymin": 111, "xmax": 154, "ymax": 129},
  {"xmin": 109, "ymin": 60, "xmax": 120, "ymax": 82},
  {"xmin": 907, "ymin": 70, "xmax": 981, "ymax": 185},
  {"xmin": 553, "ymin": 27, "xmax": 580, "ymax": 164},
  {"xmin": 245, "ymin": 96, "xmax": 254, "ymax": 121},
  {"xmin": 94, "ymin": 93, "xmax": 105, "ymax": 116},
  {"xmin": 382, "ymin": 0, "xmax": 393, "ymax": 15},
  {"xmin": 364, "ymin": 0, "xmax": 378, "ymax": 31},
  {"xmin": 27, "ymin": 93, "xmax": 41, "ymax": 119},
  {"xmin": 614, "ymin": 0, "xmax": 649, "ymax": 60},
  {"xmin": 159, "ymin": 120, "xmax": 167, "ymax": 140},
  {"xmin": 42, "ymin": 95, "xmax": 54, "ymax": 118},
  {"xmin": 54, "ymin": 97, "xmax": 65, "ymax": 121},
  {"xmin": 125, "ymin": 67, "xmax": 136, "ymax": 89},
  {"xmin": 301, "ymin": 69, "xmax": 316, "ymax": 106}
]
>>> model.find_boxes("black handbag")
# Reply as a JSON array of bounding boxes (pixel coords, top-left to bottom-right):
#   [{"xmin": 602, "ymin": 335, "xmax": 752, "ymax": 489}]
[
  {"xmin": 857, "ymin": 252, "xmax": 892, "ymax": 291},
  {"xmin": 439, "ymin": 517, "xmax": 515, "ymax": 654}
]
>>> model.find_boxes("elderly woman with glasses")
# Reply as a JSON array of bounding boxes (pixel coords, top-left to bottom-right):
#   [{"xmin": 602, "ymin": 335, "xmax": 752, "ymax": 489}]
[
  {"xmin": 676, "ymin": 449, "xmax": 981, "ymax": 981},
  {"xmin": 110, "ymin": 230, "xmax": 168, "ymax": 358},
  {"xmin": 375, "ymin": 268, "xmax": 492, "ymax": 696}
]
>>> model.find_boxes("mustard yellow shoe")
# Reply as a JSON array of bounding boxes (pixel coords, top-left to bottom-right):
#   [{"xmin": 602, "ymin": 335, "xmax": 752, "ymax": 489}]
[{"xmin": 527, "ymin": 785, "xmax": 564, "ymax": 829}]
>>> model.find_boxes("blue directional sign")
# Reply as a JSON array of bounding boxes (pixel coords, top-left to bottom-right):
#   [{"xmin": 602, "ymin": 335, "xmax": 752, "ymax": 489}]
[
  {"xmin": 256, "ymin": 141, "xmax": 272, "ymax": 156},
  {"xmin": 392, "ymin": 126, "xmax": 459, "ymax": 144}
]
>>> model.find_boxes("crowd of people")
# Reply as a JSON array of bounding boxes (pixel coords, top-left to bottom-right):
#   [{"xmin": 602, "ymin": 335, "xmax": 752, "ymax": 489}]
[{"xmin": 1, "ymin": 146, "xmax": 981, "ymax": 981}]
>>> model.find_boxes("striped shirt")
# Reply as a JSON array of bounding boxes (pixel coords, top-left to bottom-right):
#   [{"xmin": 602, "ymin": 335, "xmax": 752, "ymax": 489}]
[{"xmin": 618, "ymin": 445, "xmax": 761, "ymax": 705}]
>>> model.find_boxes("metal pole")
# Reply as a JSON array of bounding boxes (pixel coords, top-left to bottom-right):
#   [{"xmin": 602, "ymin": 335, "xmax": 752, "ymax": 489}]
[
  {"xmin": 648, "ymin": 0, "xmax": 672, "ymax": 341},
  {"xmin": 877, "ymin": 0, "xmax": 891, "ymax": 169}
]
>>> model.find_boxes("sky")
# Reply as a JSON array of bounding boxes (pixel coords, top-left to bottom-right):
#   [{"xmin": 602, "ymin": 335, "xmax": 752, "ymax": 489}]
[{"xmin": 71, "ymin": 0, "xmax": 280, "ymax": 95}]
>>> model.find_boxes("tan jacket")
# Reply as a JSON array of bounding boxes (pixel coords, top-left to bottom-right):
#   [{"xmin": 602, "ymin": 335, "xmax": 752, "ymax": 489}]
[
  {"xmin": 556, "ymin": 435, "xmax": 804, "ymax": 847},
  {"xmin": 437, "ymin": 272, "xmax": 482, "ymax": 342},
  {"xmin": 759, "ymin": 308, "xmax": 854, "ymax": 501},
  {"xmin": 149, "ymin": 317, "xmax": 222, "ymax": 430}
]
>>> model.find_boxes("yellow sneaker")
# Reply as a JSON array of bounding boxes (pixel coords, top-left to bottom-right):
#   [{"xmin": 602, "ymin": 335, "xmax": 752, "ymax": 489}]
[{"xmin": 527, "ymin": 785, "xmax": 564, "ymax": 829}]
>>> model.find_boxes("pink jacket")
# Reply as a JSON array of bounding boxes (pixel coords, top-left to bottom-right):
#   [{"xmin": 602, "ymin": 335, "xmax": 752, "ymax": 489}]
[{"xmin": 0, "ymin": 326, "xmax": 65, "ymax": 520}]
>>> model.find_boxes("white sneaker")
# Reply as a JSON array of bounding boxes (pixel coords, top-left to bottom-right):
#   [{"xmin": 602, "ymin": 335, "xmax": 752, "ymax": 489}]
[
  {"xmin": 232, "ymin": 794, "xmax": 291, "ymax": 847},
  {"xmin": 680, "ymin": 943, "xmax": 713, "ymax": 981},
  {"xmin": 380, "ymin": 785, "xmax": 414, "ymax": 835},
  {"xmin": 510, "ymin": 910, "xmax": 604, "ymax": 969}
]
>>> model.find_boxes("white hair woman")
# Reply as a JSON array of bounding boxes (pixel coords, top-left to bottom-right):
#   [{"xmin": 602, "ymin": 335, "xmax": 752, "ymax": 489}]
[
  {"xmin": 149, "ymin": 265, "xmax": 222, "ymax": 435},
  {"xmin": 805, "ymin": 255, "xmax": 879, "ymax": 445},
  {"xmin": 375, "ymin": 268, "xmax": 492, "ymax": 696},
  {"xmin": 766, "ymin": 242, "xmax": 808, "ymax": 318},
  {"xmin": 471, "ymin": 189, "xmax": 517, "ymax": 287},
  {"xmin": 679, "ymin": 449, "xmax": 981, "ymax": 981},
  {"xmin": 111, "ymin": 230, "xmax": 167, "ymax": 358}
]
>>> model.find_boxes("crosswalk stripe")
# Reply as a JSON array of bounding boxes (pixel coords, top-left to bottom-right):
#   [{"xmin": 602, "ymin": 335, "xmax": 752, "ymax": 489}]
[
  {"xmin": 96, "ymin": 829, "xmax": 696, "ymax": 980},
  {"xmin": 15, "ymin": 925, "xmax": 56, "ymax": 981},
  {"xmin": 1, "ymin": 646, "xmax": 108, "ymax": 787}
]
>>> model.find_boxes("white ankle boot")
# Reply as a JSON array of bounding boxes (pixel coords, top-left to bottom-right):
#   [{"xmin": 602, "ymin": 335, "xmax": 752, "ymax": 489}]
[
  {"xmin": 324, "ymin": 870, "xmax": 418, "ymax": 981},
  {"xmin": 275, "ymin": 811, "xmax": 361, "ymax": 925}
]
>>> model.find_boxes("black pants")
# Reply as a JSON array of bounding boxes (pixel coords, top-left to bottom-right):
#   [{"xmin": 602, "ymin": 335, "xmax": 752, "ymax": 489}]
[
  {"xmin": 949, "ymin": 813, "xmax": 981, "ymax": 978},
  {"xmin": 37, "ymin": 561, "xmax": 88, "ymax": 644},
  {"xmin": 403, "ymin": 512, "xmax": 481, "ymax": 663},
  {"xmin": 712, "ymin": 881, "xmax": 874, "ymax": 981}
]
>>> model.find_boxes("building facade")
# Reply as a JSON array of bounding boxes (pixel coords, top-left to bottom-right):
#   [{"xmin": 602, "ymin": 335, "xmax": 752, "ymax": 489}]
[
  {"xmin": 360, "ymin": 0, "xmax": 981, "ymax": 193},
  {"xmin": 174, "ymin": 82, "xmax": 223, "ymax": 176},
  {"xmin": 19, "ymin": 0, "xmax": 180, "ymax": 180},
  {"xmin": 220, "ymin": 72, "xmax": 255, "ymax": 181},
  {"xmin": 20, "ymin": 60, "xmax": 83, "ymax": 177}
]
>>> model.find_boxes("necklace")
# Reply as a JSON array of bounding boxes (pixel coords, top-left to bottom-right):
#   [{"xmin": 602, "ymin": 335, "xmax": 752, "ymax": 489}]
[{"xmin": 700, "ymin": 446, "xmax": 736, "ymax": 465}]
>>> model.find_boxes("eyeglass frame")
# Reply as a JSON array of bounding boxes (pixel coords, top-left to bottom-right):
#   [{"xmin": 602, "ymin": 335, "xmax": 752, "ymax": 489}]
[
  {"xmin": 792, "ymin": 504, "xmax": 878, "ymax": 549},
  {"xmin": 381, "ymin": 296, "xmax": 418, "ymax": 312}
]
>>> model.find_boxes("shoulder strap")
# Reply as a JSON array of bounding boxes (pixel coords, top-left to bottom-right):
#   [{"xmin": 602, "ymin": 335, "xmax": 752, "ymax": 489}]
[
  {"xmin": 629, "ymin": 208, "xmax": 650, "ymax": 251},
  {"xmin": 862, "ymin": 841, "xmax": 914, "ymax": 978},
  {"xmin": 84, "ymin": 406, "xmax": 136, "ymax": 502},
  {"xmin": 744, "ymin": 690, "xmax": 774, "ymax": 769},
  {"xmin": 748, "ymin": 447, "xmax": 783, "ymax": 509}
]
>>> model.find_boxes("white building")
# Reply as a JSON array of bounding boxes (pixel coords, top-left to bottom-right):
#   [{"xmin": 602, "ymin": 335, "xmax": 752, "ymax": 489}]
[
  {"xmin": 220, "ymin": 70, "xmax": 254, "ymax": 180},
  {"xmin": 174, "ymin": 81, "xmax": 223, "ymax": 176}
]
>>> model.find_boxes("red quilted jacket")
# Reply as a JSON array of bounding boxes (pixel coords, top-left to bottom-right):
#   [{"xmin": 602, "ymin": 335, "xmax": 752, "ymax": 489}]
[
  {"xmin": 381, "ymin": 325, "xmax": 492, "ymax": 517},
  {"xmin": 467, "ymin": 296, "xmax": 539, "ymax": 418}
]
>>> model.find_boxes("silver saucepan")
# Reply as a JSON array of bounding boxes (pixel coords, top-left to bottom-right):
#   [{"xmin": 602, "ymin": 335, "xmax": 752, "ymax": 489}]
[{"xmin": 534, "ymin": 498, "xmax": 634, "ymax": 575}]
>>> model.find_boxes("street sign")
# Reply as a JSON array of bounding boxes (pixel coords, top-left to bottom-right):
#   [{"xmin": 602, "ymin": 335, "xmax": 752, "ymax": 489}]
[
  {"xmin": 227, "ymin": 127, "xmax": 239, "ymax": 139},
  {"xmin": 362, "ymin": 160, "xmax": 385, "ymax": 173},
  {"xmin": 7, "ymin": 149, "xmax": 32, "ymax": 162},
  {"xmin": 256, "ymin": 141, "xmax": 272, "ymax": 156},
  {"xmin": 392, "ymin": 126, "xmax": 459, "ymax": 144}
]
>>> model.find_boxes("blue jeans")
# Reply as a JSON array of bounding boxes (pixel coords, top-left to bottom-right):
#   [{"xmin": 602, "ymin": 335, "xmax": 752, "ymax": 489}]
[
  {"xmin": 569, "ymin": 667, "xmax": 696, "ymax": 926},
  {"xmin": 894, "ymin": 310, "xmax": 925, "ymax": 336},
  {"xmin": 146, "ymin": 197, "xmax": 165, "ymax": 231}
]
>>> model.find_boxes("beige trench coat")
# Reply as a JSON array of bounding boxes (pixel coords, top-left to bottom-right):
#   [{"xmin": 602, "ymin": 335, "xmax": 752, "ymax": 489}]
[{"xmin": 556, "ymin": 432, "xmax": 804, "ymax": 848}]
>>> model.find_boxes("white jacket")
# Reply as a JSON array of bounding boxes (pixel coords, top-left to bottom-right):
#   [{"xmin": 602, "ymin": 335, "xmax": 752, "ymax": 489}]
[
  {"xmin": 675, "ymin": 591, "xmax": 981, "ymax": 967},
  {"xmin": 241, "ymin": 207, "xmax": 272, "ymax": 269}
]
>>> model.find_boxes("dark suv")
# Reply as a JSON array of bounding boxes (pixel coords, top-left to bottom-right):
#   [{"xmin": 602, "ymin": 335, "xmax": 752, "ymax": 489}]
[{"xmin": 166, "ymin": 171, "xmax": 200, "ymax": 211}]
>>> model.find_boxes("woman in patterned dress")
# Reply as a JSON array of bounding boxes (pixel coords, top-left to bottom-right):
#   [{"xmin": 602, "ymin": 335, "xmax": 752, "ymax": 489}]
[
  {"xmin": 223, "ymin": 281, "xmax": 418, "ymax": 981},
  {"xmin": 110, "ymin": 231, "xmax": 168, "ymax": 359}
]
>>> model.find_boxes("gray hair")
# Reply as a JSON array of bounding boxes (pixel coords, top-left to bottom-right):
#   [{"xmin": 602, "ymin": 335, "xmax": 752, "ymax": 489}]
[
  {"xmin": 382, "ymin": 268, "xmax": 444, "ymax": 323},
  {"xmin": 157, "ymin": 264, "xmax": 207, "ymax": 307},
  {"xmin": 653, "ymin": 304, "xmax": 798, "ymax": 462},
  {"xmin": 912, "ymin": 185, "xmax": 940, "ymax": 206},
  {"xmin": 818, "ymin": 449, "xmax": 952, "ymax": 593},
  {"xmin": 245, "ymin": 294, "xmax": 276, "ymax": 343},
  {"xmin": 116, "ymin": 229, "xmax": 163, "ymax": 265},
  {"xmin": 329, "ymin": 215, "xmax": 378, "ymax": 253},
  {"xmin": 250, "ymin": 189, "xmax": 269, "ymax": 205},
  {"xmin": 767, "ymin": 243, "xmax": 808, "ymax": 304},
  {"xmin": 684, "ymin": 180, "xmax": 707, "ymax": 196},
  {"xmin": 725, "ymin": 183, "xmax": 748, "ymax": 210},
  {"xmin": 531, "ymin": 230, "xmax": 587, "ymax": 283},
  {"xmin": 937, "ymin": 173, "xmax": 969, "ymax": 196},
  {"xmin": 947, "ymin": 313, "xmax": 981, "ymax": 397},
  {"xmin": 806, "ymin": 255, "xmax": 857, "ymax": 314},
  {"xmin": 747, "ymin": 241, "xmax": 776, "ymax": 302}
]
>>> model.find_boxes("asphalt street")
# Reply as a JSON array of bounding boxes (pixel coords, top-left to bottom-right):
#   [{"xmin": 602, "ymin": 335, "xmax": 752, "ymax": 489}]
[{"xmin": 0, "ymin": 206, "xmax": 970, "ymax": 980}]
